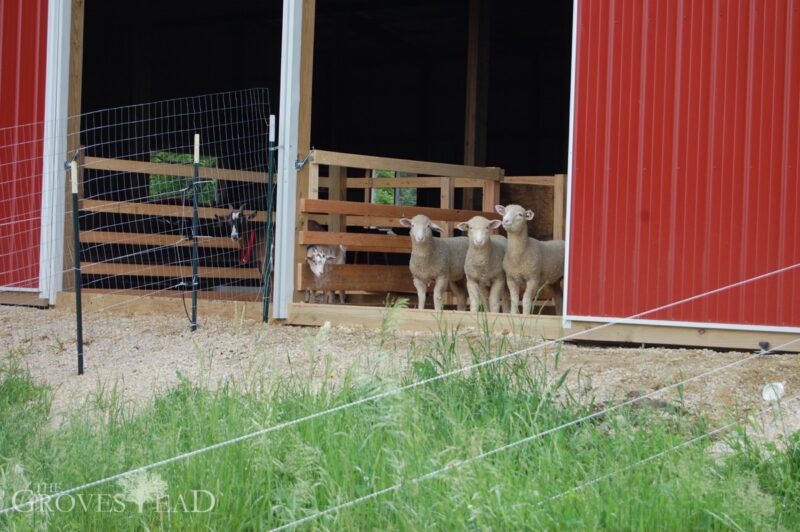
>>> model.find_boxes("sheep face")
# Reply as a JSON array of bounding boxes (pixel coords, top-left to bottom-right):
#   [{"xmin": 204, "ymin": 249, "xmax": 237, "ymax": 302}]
[
  {"xmin": 457, "ymin": 216, "xmax": 502, "ymax": 248},
  {"xmin": 399, "ymin": 215, "xmax": 442, "ymax": 244},
  {"xmin": 306, "ymin": 246, "xmax": 337, "ymax": 277},
  {"xmin": 495, "ymin": 204, "xmax": 534, "ymax": 233}
]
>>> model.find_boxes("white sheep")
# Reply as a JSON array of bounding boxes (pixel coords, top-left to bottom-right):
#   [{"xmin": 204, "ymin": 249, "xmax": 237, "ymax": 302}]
[
  {"xmin": 456, "ymin": 216, "xmax": 510, "ymax": 313},
  {"xmin": 496, "ymin": 204, "xmax": 565, "ymax": 315},
  {"xmin": 305, "ymin": 244, "xmax": 347, "ymax": 303},
  {"xmin": 399, "ymin": 214, "xmax": 468, "ymax": 311}
]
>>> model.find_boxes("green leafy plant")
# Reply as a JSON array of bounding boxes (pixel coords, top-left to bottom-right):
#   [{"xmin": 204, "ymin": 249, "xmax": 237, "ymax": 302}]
[{"xmin": 148, "ymin": 151, "xmax": 218, "ymax": 205}]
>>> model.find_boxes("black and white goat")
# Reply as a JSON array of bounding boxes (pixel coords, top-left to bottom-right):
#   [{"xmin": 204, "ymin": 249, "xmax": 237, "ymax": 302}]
[
  {"xmin": 304, "ymin": 219, "xmax": 347, "ymax": 303},
  {"xmin": 215, "ymin": 205, "xmax": 266, "ymax": 275}
]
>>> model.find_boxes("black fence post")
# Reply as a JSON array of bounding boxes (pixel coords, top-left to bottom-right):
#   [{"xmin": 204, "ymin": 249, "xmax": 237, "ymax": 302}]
[
  {"xmin": 69, "ymin": 160, "xmax": 84, "ymax": 375},
  {"xmin": 263, "ymin": 115, "xmax": 276, "ymax": 322},
  {"xmin": 191, "ymin": 134, "xmax": 200, "ymax": 331}
]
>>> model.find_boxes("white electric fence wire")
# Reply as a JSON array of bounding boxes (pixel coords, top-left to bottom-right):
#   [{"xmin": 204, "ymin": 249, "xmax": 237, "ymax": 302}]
[
  {"xmin": 0, "ymin": 264, "xmax": 797, "ymax": 518},
  {"xmin": 267, "ymin": 339, "xmax": 800, "ymax": 531}
]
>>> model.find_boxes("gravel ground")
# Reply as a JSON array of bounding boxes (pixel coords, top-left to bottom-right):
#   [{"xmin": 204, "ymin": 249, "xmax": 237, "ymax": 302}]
[{"xmin": 2, "ymin": 305, "xmax": 798, "ymax": 446}]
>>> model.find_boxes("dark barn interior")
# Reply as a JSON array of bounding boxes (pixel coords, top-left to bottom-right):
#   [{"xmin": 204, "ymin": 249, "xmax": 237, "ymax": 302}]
[
  {"xmin": 79, "ymin": 0, "xmax": 573, "ymax": 294},
  {"xmin": 82, "ymin": 0, "xmax": 573, "ymax": 177}
]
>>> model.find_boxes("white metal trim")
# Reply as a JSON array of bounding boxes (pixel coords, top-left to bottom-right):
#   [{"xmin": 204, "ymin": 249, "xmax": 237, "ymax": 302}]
[
  {"xmin": 562, "ymin": 0, "xmax": 580, "ymax": 328},
  {"xmin": 563, "ymin": 313, "xmax": 800, "ymax": 335},
  {"xmin": 273, "ymin": 0, "xmax": 304, "ymax": 319},
  {"xmin": 39, "ymin": 0, "xmax": 71, "ymax": 305}
]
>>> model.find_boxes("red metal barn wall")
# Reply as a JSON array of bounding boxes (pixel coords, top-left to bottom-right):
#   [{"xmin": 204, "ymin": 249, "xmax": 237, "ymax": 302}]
[
  {"xmin": 568, "ymin": 0, "xmax": 800, "ymax": 329},
  {"xmin": 0, "ymin": 0, "xmax": 49, "ymax": 289}
]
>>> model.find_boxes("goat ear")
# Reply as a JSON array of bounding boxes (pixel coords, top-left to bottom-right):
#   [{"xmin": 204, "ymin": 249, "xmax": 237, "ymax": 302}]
[
  {"xmin": 429, "ymin": 222, "xmax": 443, "ymax": 233},
  {"xmin": 525, "ymin": 210, "xmax": 535, "ymax": 220},
  {"xmin": 456, "ymin": 221, "xmax": 469, "ymax": 232},
  {"xmin": 238, "ymin": 204, "xmax": 246, "ymax": 213},
  {"xmin": 495, "ymin": 205, "xmax": 506, "ymax": 215},
  {"xmin": 325, "ymin": 254, "xmax": 337, "ymax": 261},
  {"xmin": 399, "ymin": 218, "xmax": 413, "ymax": 228},
  {"xmin": 227, "ymin": 204, "xmax": 234, "ymax": 213},
  {"xmin": 246, "ymin": 211, "xmax": 258, "ymax": 219},
  {"xmin": 488, "ymin": 219, "xmax": 502, "ymax": 229}
]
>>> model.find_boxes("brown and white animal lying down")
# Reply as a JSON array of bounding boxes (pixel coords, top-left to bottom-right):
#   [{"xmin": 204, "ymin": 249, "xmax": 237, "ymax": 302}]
[
  {"xmin": 496, "ymin": 204, "xmax": 565, "ymax": 315},
  {"xmin": 400, "ymin": 214, "xmax": 468, "ymax": 311},
  {"xmin": 215, "ymin": 205, "xmax": 266, "ymax": 275},
  {"xmin": 457, "ymin": 216, "xmax": 510, "ymax": 313},
  {"xmin": 305, "ymin": 243, "xmax": 347, "ymax": 303}
]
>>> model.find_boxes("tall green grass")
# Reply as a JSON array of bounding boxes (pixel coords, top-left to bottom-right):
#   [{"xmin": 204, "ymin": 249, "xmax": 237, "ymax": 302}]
[{"xmin": 1, "ymin": 326, "xmax": 798, "ymax": 530}]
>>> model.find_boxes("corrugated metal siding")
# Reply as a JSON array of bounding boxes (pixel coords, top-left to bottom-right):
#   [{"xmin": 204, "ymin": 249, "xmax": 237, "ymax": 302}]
[
  {"xmin": 569, "ymin": 0, "xmax": 800, "ymax": 328},
  {"xmin": 0, "ymin": 0, "xmax": 48, "ymax": 289}
]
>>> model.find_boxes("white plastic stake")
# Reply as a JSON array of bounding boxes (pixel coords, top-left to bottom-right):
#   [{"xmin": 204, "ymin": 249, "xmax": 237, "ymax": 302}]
[
  {"xmin": 269, "ymin": 115, "xmax": 276, "ymax": 142},
  {"xmin": 70, "ymin": 160, "xmax": 78, "ymax": 194},
  {"xmin": 194, "ymin": 133, "xmax": 200, "ymax": 164}
]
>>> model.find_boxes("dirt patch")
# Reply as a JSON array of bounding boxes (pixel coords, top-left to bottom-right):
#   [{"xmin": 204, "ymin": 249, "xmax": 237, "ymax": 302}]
[{"xmin": 1, "ymin": 305, "xmax": 798, "ymax": 440}]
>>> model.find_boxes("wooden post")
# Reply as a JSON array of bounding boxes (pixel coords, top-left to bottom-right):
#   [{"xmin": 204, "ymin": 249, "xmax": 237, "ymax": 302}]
[
  {"xmin": 292, "ymin": 0, "xmax": 317, "ymax": 303},
  {"xmin": 482, "ymin": 180, "xmax": 501, "ymax": 214},
  {"xmin": 553, "ymin": 173, "xmax": 566, "ymax": 240},
  {"xmin": 440, "ymin": 176, "xmax": 454, "ymax": 236},
  {"xmin": 463, "ymin": 0, "xmax": 490, "ymax": 210},
  {"xmin": 62, "ymin": 0, "xmax": 85, "ymax": 291},
  {"xmin": 328, "ymin": 165, "xmax": 346, "ymax": 232}
]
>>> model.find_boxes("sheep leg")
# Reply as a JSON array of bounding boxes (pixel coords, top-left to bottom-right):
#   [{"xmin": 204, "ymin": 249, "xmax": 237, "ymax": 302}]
[
  {"xmin": 449, "ymin": 281, "xmax": 468, "ymax": 311},
  {"xmin": 500, "ymin": 287, "xmax": 511, "ymax": 314},
  {"xmin": 488, "ymin": 277, "xmax": 505, "ymax": 313},
  {"xmin": 522, "ymin": 278, "xmax": 539, "ymax": 315},
  {"xmin": 413, "ymin": 277, "xmax": 428, "ymax": 310},
  {"xmin": 549, "ymin": 283, "xmax": 563, "ymax": 315},
  {"xmin": 507, "ymin": 279, "xmax": 521, "ymax": 314},
  {"xmin": 433, "ymin": 276, "xmax": 449, "ymax": 311},
  {"xmin": 466, "ymin": 278, "xmax": 482, "ymax": 312}
]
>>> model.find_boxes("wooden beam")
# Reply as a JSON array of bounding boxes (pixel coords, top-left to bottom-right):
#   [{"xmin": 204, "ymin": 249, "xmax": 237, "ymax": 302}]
[
  {"xmin": 79, "ymin": 199, "xmax": 274, "ymax": 222},
  {"xmin": 327, "ymin": 166, "xmax": 347, "ymax": 232},
  {"xmin": 553, "ymin": 173, "xmax": 567, "ymax": 241},
  {"xmin": 78, "ymin": 288, "xmax": 262, "ymax": 302},
  {"xmin": 440, "ymin": 176, "xmax": 455, "ymax": 236},
  {"xmin": 300, "ymin": 199, "xmax": 500, "ymax": 223},
  {"xmin": 299, "ymin": 231, "xmax": 411, "ymax": 253},
  {"xmin": 63, "ymin": 0, "xmax": 85, "ymax": 291},
  {"xmin": 83, "ymin": 157, "xmax": 267, "ymax": 184},
  {"xmin": 0, "ymin": 291, "xmax": 50, "ymax": 308},
  {"xmin": 81, "ymin": 262, "xmax": 261, "ymax": 280},
  {"xmin": 57, "ymin": 291, "xmax": 267, "ymax": 321},
  {"xmin": 501, "ymin": 175, "xmax": 558, "ymax": 186},
  {"xmin": 292, "ymin": 0, "xmax": 317, "ymax": 303},
  {"xmin": 463, "ymin": 0, "xmax": 490, "ymax": 210},
  {"xmin": 317, "ymin": 176, "xmax": 489, "ymax": 189},
  {"xmin": 79, "ymin": 231, "xmax": 238, "ymax": 249},
  {"xmin": 286, "ymin": 304, "xmax": 800, "ymax": 352},
  {"xmin": 311, "ymin": 150, "xmax": 503, "ymax": 180}
]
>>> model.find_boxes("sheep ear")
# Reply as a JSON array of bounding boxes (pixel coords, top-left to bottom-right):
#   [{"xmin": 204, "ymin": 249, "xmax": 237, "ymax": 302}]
[
  {"xmin": 325, "ymin": 254, "xmax": 337, "ymax": 261},
  {"xmin": 488, "ymin": 219, "xmax": 502, "ymax": 229},
  {"xmin": 456, "ymin": 222, "xmax": 469, "ymax": 232},
  {"xmin": 429, "ymin": 222, "xmax": 443, "ymax": 233},
  {"xmin": 525, "ymin": 210, "xmax": 535, "ymax": 220},
  {"xmin": 399, "ymin": 218, "xmax": 413, "ymax": 228},
  {"xmin": 495, "ymin": 205, "xmax": 506, "ymax": 215}
]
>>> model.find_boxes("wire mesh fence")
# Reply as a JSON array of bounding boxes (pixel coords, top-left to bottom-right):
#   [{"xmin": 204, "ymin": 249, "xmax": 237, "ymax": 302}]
[{"xmin": 76, "ymin": 88, "xmax": 274, "ymax": 305}]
